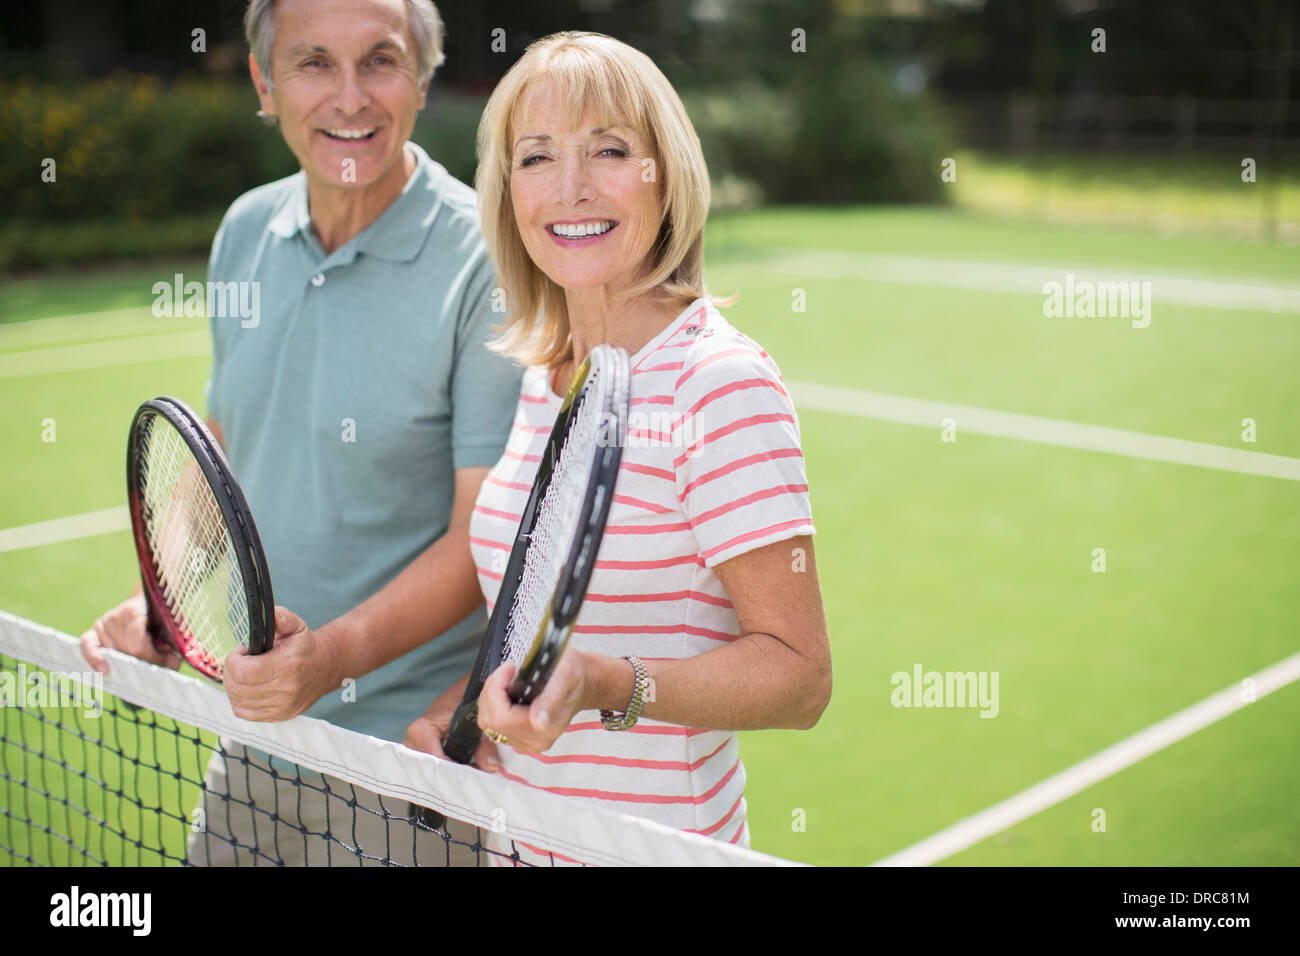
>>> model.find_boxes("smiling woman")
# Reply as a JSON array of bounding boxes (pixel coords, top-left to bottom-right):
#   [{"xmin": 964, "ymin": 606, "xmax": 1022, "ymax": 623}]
[{"xmin": 402, "ymin": 32, "xmax": 832, "ymax": 865}]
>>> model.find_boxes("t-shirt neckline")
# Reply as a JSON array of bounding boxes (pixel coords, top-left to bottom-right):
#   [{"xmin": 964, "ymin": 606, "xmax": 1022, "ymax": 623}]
[{"xmin": 544, "ymin": 297, "xmax": 707, "ymax": 402}]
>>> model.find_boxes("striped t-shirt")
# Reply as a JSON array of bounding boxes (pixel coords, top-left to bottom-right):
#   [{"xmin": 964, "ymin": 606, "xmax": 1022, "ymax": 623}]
[{"xmin": 469, "ymin": 298, "xmax": 815, "ymax": 864}]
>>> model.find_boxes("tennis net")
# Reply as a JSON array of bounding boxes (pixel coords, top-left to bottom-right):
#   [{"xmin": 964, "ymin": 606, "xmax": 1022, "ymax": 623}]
[{"xmin": 0, "ymin": 611, "xmax": 793, "ymax": 867}]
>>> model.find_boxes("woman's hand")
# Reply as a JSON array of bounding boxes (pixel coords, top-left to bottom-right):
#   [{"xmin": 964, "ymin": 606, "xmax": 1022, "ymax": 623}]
[
  {"xmin": 403, "ymin": 674, "xmax": 501, "ymax": 772},
  {"xmin": 475, "ymin": 648, "xmax": 594, "ymax": 755}
]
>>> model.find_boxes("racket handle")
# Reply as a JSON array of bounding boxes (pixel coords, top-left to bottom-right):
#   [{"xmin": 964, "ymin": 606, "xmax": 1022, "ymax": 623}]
[{"xmin": 442, "ymin": 700, "xmax": 482, "ymax": 765}]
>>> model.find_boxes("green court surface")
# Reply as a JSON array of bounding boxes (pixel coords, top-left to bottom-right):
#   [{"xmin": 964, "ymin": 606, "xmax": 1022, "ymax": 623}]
[{"xmin": 2, "ymin": 205, "xmax": 1298, "ymax": 866}]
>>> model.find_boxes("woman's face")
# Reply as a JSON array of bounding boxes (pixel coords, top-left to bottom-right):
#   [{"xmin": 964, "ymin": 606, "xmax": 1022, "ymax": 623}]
[
  {"xmin": 254, "ymin": 0, "xmax": 425, "ymax": 191},
  {"xmin": 509, "ymin": 80, "xmax": 663, "ymax": 294}
]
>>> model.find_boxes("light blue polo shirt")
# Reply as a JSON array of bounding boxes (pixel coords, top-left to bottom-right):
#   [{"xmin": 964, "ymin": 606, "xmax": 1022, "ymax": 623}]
[{"xmin": 205, "ymin": 141, "xmax": 522, "ymax": 742}]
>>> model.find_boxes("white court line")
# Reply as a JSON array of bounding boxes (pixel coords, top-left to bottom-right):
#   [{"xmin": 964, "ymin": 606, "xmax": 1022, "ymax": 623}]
[
  {"xmin": 2, "ymin": 386, "xmax": 1294, "ymax": 554},
  {"xmin": 0, "ymin": 330, "xmax": 210, "ymax": 379},
  {"xmin": 761, "ymin": 249, "xmax": 1300, "ymax": 314},
  {"xmin": 0, "ymin": 506, "xmax": 129, "ymax": 554},
  {"xmin": 871, "ymin": 651, "xmax": 1300, "ymax": 866},
  {"xmin": 789, "ymin": 380, "xmax": 1300, "ymax": 481}
]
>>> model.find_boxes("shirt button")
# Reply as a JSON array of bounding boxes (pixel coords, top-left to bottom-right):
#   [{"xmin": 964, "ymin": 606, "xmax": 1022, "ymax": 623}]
[{"xmin": 310, "ymin": 273, "xmax": 325, "ymax": 287}]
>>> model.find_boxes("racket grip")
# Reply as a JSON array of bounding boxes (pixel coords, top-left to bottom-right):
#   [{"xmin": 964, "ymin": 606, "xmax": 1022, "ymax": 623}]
[{"xmin": 442, "ymin": 703, "xmax": 482, "ymax": 765}]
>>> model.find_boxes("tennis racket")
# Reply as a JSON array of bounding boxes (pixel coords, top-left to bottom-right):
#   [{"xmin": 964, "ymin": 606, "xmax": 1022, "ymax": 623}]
[
  {"xmin": 126, "ymin": 396, "xmax": 275, "ymax": 681},
  {"xmin": 442, "ymin": 344, "xmax": 630, "ymax": 765}
]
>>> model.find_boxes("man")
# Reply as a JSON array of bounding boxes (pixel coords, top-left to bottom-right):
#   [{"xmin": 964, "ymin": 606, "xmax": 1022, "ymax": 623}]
[{"xmin": 80, "ymin": 0, "xmax": 519, "ymax": 865}]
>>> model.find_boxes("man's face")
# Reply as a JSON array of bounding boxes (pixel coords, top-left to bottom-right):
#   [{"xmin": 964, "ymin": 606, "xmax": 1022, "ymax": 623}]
[{"xmin": 252, "ymin": 0, "xmax": 426, "ymax": 189}]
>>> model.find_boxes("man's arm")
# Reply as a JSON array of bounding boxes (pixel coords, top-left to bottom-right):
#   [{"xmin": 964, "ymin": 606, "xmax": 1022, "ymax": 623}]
[
  {"xmin": 207, "ymin": 418, "xmax": 226, "ymax": 452},
  {"xmin": 223, "ymin": 465, "xmax": 490, "ymax": 721}
]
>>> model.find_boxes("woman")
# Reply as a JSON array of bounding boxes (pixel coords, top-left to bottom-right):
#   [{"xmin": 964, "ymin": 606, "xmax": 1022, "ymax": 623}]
[{"xmin": 405, "ymin": 31, "xmax": 831, "ymax": 862}]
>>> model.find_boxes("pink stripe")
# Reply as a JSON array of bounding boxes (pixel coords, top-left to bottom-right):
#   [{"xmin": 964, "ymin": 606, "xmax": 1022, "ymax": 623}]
[
  {"xmin": 595, "ymin": 553, "xmax": 704, "ymax": 570},
  {"xmin": 680, "ymin": 447, "xmax": 804, "ymax": 498},
  {"xmin": 516, "ymin": 737, "xmax": 729, "ymax": 772},
  {"xmin": 573, "ymin": 623, "xmax": 738, "ymax": 642},
  {"xmin": 673, "ymin": 412, "xmax": 795, "ymax": 467},
  {"xmin": 690, "ymin": 793, "xmax": 745, "ymax": 837},
  {"xmin": 485, "ymin": 475, "xmax": 531, "ymax": 492},
  {"xmin": 620, "ymin": 461, "xmax": 674, "ymax": 481},
  {"xmin": 613, "ymin": 494, "xmax": 673, "ymax": 515},
  {"xmin": 497, "ymin": 757, "xmax": 740, "ymax": 806},
  {"xmin": 473, "ymin": 505, "xmax": 520, "ymax": 523},
  {"xmin": 502, "ymin": 447, "xmax": 541, "ymax": 464},
  {"xmin": 585, "ymin": 589, "xmax": 732, "ymax": 609},
  {"xmin": 626, "ymin": 427, "xmax": 672, "ymax": 444},
  {"xmin": 630, "ymin": 394, "xmax": 674, "ymax": 406},
  {"xmin": 701, "ymin": 518, "xmax": 811, "ymax": 561},
  {"xmin": 606, "ymin": 520, "xmax": 694, "ymax": 535},
  {"xmin": 469, "ymin": 536, "xmax": 509, "ymax": 551},
  {"xmin": 691, "ymin": 483, "xmax": 809, "ymax": 526},
  {"xmin": 675, "ymin": 378, "xmax": 788, "ymax": 429},
  {"xmin": 519, "ymin": 392, "xmax": 550, "ymax": 404},
  {"xmin": 639, "ymin": 361, "xmax": 685, "ymax": 374},
  {"xmin": 675, "ymin": 347, "xmax": 764, "ymax": 391}
]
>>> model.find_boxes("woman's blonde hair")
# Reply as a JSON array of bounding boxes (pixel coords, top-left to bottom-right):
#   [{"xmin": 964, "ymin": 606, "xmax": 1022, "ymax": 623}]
[{"xmin": 475, "ymin": 31, "xmax": 723, "ymax": 368}]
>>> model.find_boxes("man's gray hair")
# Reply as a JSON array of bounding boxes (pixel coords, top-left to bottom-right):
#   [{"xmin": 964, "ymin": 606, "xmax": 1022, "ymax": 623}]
[{"xmin": 244, "ymin": 0, "xmax": 446, "ymax": 91}]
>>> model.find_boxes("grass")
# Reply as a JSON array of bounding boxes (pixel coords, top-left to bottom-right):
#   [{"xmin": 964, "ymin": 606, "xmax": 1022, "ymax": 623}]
[{"xmin": 2, "ymin": 203, "xmax": 1298, "ymax": 867}]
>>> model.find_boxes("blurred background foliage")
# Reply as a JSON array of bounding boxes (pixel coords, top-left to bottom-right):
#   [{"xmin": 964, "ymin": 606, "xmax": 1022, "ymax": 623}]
[{"xmin": 1, "ymin": 0, "xmax": 1296, "ymax": 272}]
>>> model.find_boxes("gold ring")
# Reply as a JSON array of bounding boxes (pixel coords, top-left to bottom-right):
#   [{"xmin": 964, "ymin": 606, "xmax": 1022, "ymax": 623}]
[{"xmin": 484, "ymin": 728, "xmax": 509, "ymax": 745}]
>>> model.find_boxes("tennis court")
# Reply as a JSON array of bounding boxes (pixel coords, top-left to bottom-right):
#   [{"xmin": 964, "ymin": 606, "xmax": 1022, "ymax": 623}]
[{"xmin": 3, "ymin": 205, "xmax": 1298, "ymax": 866}]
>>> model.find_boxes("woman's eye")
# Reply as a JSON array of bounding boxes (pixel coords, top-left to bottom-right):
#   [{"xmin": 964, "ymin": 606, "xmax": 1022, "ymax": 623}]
[
  {"xmin": 520, "ymin": 155, "xmax": 546, "ymax": 167},
  {"xmin": 598, "ymin": 148, "xmax": 627, "ymax": 158}
]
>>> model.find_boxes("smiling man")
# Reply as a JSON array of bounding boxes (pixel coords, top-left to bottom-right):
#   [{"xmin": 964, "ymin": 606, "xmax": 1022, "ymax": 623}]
[{"xmin": 80, "ymin": 0, "xmax": 521, "ymax": 865}]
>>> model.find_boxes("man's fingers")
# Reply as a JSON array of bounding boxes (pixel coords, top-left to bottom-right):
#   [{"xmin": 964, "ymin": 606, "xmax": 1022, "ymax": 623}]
[
  {"xmin": 403, "ymin": 719, "xmax": 448, "ymax": 758},
  {"xmin": 80, "ymin": 627, "xmax": 109, "ymax": 674}
]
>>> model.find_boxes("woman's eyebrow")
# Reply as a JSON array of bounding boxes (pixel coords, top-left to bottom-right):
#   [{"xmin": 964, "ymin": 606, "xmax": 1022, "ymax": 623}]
[{"xmin": 513, "ymin": 127, "xmax": 627, "ymax": 150}]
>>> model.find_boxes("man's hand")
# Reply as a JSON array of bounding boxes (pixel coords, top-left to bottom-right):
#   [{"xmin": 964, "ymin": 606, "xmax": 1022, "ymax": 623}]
[
  {"xmin": 403, "ymin": 676, "xmax": 500, "ymax": 772},
  {"xmin": 223, "ymin": 607, "xmax": 341, "ymax": 722},
  {"xmin": 81, "ymin": 594, "xmax": 180, "ymax": 674},
  {"xmin": 475, "ymin": 649, "xmax": 592, "ymax": 755}
]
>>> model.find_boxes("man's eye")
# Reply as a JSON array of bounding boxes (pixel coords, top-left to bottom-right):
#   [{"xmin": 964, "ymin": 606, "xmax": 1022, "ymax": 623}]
[{"xmin": 371, "ymin": 56, "xmax": 395, "ymax": 66}]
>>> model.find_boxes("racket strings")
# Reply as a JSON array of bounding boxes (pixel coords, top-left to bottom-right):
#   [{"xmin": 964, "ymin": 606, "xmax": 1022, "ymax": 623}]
[
  {"xmin": 503, "ymin": 363, "xmax": 609, "ymax": 670},
  {"xmin": 136, "ymin": 414, "xmax": 249, "ymax": 671}
]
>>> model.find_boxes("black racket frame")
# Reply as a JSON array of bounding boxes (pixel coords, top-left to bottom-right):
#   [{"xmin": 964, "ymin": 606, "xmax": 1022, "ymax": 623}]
[
  {"xmin": 441, "ymin": 347, "xmax": 627, "ymax": 766},
  {"xmin": 126, "ymin": 396, "xmax": 275, "ymax": 680}
]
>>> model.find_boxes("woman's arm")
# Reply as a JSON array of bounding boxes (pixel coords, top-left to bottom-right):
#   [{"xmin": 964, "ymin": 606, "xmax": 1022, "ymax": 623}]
[{"xmin": 475, "ymin": 534, "xmax": 832, "ymax": 751}]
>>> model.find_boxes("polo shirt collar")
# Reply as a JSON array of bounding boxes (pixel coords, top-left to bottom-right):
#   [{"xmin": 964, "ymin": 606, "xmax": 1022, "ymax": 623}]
[{"xmin": 266, "ymin": 141, "xmax": 443, "ymax": 264}]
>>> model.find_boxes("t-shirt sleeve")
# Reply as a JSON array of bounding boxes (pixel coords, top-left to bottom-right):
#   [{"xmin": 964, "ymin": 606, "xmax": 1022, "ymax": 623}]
[
  {"xmin": 204, "ymin": 212, "xmax": 232, "ymax": 425},
  {"xmin": 449, "ymin": 254, "xmax": 524, "ymax": 469},
  {"xmin": 672, "ymin": 342, "xmax": 815, "ymax": 568}
]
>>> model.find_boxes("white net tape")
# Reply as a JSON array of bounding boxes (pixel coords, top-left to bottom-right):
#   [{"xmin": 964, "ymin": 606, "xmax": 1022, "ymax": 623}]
[{"xmin": 0, "ymin": 612, "xmax": 796, "ymax": 867}]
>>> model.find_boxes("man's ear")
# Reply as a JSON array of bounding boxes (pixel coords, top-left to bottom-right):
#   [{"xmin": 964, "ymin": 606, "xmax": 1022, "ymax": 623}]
[
  {"xmin": 249, "ymin": 52, "xmax": 275, "ymax": 115},
  {"xmin": 416, "ymin": 76, "xmax": 430, "ymax": 112}
]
